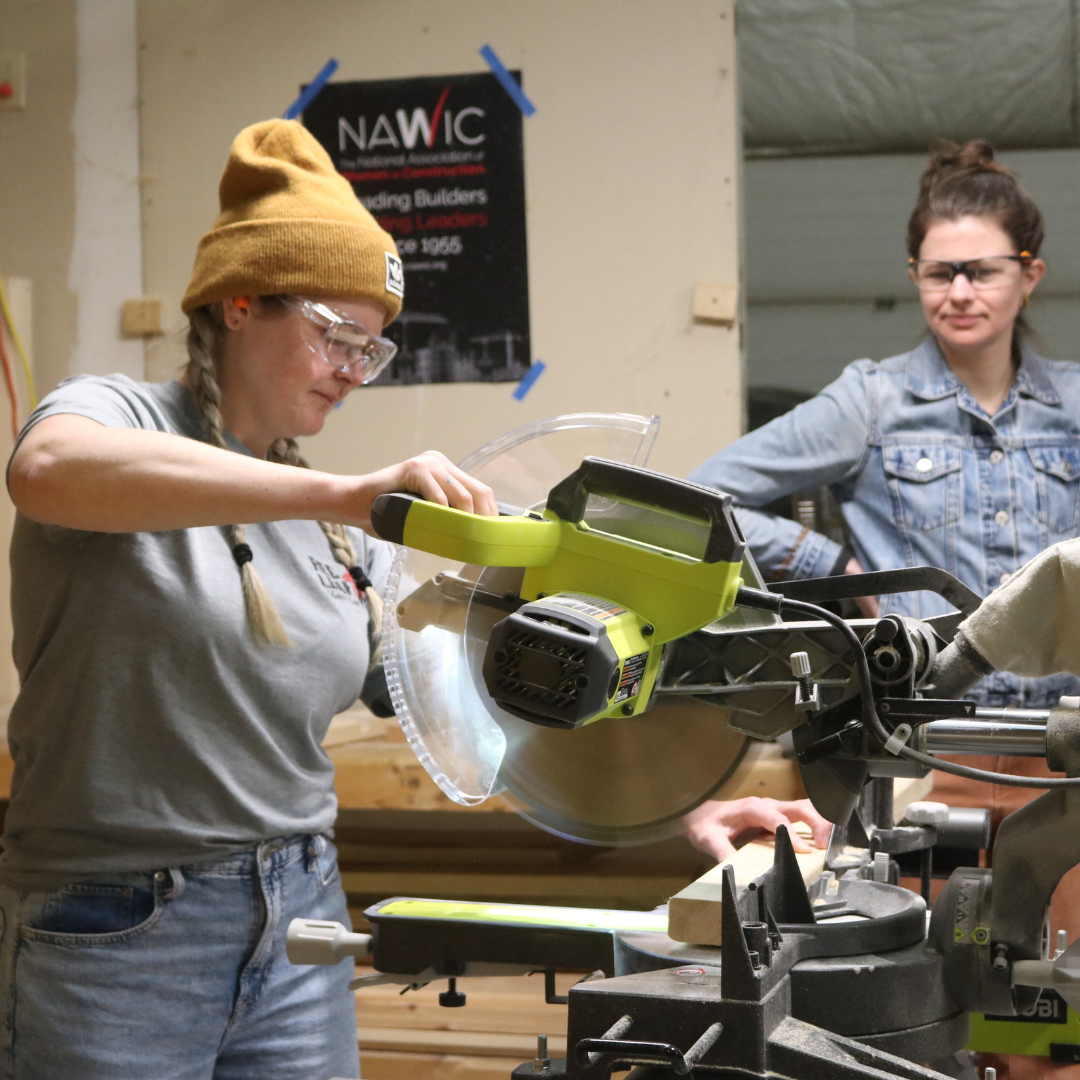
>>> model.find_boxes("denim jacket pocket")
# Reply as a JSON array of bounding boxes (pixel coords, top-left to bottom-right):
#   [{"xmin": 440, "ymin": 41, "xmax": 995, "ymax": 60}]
[
  {"xmin": 1028, "ymin": 447, "xmax": 1080, "ymax": 538},
  {"xmin": 882, "ymin": 445, "xmax": 963, "ymax": 532}
]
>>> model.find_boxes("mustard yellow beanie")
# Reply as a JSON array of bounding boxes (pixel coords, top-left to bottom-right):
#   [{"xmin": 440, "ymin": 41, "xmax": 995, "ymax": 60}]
[{"xmin": 182, "ymin": 119, "xmax": 402, "ymax": 323}]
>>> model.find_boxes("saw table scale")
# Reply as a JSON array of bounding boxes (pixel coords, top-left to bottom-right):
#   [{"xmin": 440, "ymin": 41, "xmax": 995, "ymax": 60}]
[{"xmin": 286, "ymin": 414, "xmax": 1080, "ymax": 1078}]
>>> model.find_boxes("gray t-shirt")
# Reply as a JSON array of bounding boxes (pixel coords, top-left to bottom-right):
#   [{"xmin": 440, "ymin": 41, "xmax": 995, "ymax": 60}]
[{"xmin": 1, "ymin": 375, "xmax": 394, "ymax": 890}]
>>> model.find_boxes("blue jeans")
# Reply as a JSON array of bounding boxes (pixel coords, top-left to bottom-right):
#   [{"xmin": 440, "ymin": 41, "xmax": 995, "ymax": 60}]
[{"xmin": 0, "ymin": 834, "xmax": 359, "ymax": 1079}]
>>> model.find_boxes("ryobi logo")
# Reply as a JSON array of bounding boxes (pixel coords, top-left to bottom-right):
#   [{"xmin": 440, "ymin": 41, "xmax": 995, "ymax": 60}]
[{"xmin": 986, "ymin": 989, "xmax": 1069, "ymax": 1024}]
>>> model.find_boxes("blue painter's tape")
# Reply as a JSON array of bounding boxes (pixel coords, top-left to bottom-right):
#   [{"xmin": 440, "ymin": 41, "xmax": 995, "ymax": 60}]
[
  {"xmin": 512, "ymin": 360, "xmax": 546, "ymax": 401},
  {"xmin": 479, "ymin": 45, "xmax": 536, "ymax": 116},
  {"xmin": 284, "ymin": 58, "xmax": 339, "ymax": 120}
]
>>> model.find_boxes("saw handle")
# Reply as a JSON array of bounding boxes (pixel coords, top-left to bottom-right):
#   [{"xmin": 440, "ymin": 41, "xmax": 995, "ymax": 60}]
[
  {"xmin": 370, "ymin": 491, "xmax": 561, "ymax": 566},
  {"xmin": 370, "ymin": 491, "xmax": 422, "ymax": 545},
  {"xmin": 545, "ymin": 456, "xmax": 746, "ymax": 564}
]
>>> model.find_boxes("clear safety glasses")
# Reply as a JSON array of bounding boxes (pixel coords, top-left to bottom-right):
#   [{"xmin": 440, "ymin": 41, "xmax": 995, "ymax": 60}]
[
  {"xmin": 282, "ymin": 296, "xmax": 398, "ymax": 384},
  {"xmin": 908, "ymin": 252, "xmax": 1032, "ymax": 294}
]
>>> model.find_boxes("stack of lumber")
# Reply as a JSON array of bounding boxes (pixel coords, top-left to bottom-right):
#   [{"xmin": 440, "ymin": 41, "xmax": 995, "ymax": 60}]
[
  {"xmin": 356, "ymin": 972, "xmax": 634, "ymax": 1080},
  {"xmin": 338, "ymin": 806, "xmax": 713, "ymax": 924},
  {"xmin": 325, "ymin": 705, "xmax": 808, "ymax": 920}
]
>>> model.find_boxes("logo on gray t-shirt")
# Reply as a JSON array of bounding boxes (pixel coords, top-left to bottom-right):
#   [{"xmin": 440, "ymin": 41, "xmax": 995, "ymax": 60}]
[{"xmin": 309, "ymin": 556, "xmax": 362, "ymax": 604}]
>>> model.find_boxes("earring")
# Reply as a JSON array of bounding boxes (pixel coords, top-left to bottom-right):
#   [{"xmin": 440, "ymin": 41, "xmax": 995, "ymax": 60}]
[{"xmin": 1021, "ymin": 293, "xmax": 1031, "ymax": 308}]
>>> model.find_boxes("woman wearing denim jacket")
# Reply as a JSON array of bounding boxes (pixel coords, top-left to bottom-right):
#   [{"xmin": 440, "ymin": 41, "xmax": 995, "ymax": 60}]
[
  {"xmin": 692, "ymin": 141, "xmax": 1080, "ymax": 711},
  {"xmin": 693, "ymin": 145, "xmax": 1080, "ymax": 1079}
]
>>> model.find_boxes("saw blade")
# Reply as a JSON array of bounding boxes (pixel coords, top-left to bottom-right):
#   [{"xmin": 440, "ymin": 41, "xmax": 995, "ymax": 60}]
[
  {"xmin": 382, "ymin": 411, "xmax": 765, "ymax": 841},
  {"xmin": 460, "ymin": 565, "xmax": 751, "ymax": 845},
  {"xmin": 496, "ymin": 694, "xmax": 751, "ymax": 845}
]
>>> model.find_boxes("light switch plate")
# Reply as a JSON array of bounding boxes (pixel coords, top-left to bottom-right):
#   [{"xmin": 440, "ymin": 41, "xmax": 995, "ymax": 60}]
[
  {"xmin": 692, "ymin": 282, "xmax": 738, "ymax": 326},
  {"xmin": 0, "ymin": 53, "xmax": 26, "ymax": 111},
  {"xmin": 122, "ymin": 298, "xmax": 164, "ymax": 337}
]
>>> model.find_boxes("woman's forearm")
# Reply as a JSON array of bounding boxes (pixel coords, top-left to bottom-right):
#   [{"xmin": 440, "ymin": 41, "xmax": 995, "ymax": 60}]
[{"xmin": 9, "ymin": 416, "xmax": 356, "ymax": 533}]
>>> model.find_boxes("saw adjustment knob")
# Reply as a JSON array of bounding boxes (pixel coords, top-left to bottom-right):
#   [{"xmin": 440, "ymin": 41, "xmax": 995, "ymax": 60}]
[
  {"xmin": 790, "ymin": 652, "xmax": 820, "ymax": 712},
  {"xmin": 439, "ymin": 977, "xmax": 467, "ymax": 1007},
  {"xmin": 790, "ymin": 652, "xmax": 812, "ymax": 679}
]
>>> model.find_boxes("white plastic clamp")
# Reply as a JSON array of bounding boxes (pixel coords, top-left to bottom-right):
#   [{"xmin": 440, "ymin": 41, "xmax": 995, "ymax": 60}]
[
  {"xmin": 286, "ymin": 918, "xmax": 372, "ymax": 966},
  {"xmin": 883, "ymin": 722, "xmax": 912, "ymax": 756}
]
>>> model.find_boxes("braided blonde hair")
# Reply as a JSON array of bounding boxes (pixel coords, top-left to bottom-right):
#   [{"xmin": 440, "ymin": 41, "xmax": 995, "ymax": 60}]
[{"xmin": 185, "ymin": 302, "xmax": 383, "ymax": 658}]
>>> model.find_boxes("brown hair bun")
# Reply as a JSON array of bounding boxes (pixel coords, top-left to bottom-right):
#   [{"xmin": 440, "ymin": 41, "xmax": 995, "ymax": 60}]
[{"xmin": 907, "ymin": 139, "xmax": 1043, "ymax": 260}]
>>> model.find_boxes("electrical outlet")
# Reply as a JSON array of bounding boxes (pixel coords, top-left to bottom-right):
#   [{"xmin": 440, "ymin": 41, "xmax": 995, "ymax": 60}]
[{"xmin": 0, "ymin": 53, "xmax": 26, "ymax": 111}]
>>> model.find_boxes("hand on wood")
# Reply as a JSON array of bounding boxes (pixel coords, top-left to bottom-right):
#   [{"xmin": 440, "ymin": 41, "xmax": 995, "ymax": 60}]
[{"xmin": 680, "ymin": 797, "xmax": 833, "ymax": 862}]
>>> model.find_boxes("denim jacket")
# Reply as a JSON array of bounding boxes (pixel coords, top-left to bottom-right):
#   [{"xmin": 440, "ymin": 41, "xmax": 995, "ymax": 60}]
[{"xmin": 689, "ymin": 338, "xmax": 1080, "ymax": 707}]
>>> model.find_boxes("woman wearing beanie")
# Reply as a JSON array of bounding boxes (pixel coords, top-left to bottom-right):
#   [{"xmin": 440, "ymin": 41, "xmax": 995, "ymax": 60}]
[
  {"xmin": 693, "ymin": 141, "xmax": 1080, "ymax": 1080},
  {"xmin": 0, "ymin": 119, "xmax": 495, "ymax": 1078}
]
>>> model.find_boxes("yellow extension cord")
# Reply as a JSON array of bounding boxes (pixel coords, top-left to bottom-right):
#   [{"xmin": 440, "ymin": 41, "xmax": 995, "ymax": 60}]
[{"xmin": 0, "ymin": 275, "xmax": 38, "ymax": 409}]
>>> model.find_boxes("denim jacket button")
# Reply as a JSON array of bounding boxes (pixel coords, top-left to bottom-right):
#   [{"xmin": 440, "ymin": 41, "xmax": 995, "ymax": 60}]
[
  {"xmin": 990, "ymin": 450, "xmax": 1004, "ymax": 464},
  {"xmin": 995, "ymin": 510, "xmax": 1010, "ymax": 526},
  {"xmin": 915, "ymin": 457, "xmax": 933, "ymax": 473}
]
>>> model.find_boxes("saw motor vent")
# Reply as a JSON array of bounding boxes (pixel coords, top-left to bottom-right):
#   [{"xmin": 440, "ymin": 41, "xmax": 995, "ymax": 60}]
[
  {"xmin": 482, "ymin": 600, "xmax": 622, "ymax": 729},
  {"xmin": 492, "ymin": 619, "xmax": 590, "ymax": 713}
]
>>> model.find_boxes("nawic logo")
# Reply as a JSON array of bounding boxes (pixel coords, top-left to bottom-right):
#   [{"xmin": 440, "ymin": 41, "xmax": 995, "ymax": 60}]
[{"xmin": 338, "ymin": 84, "xmax": 485, "ymax": 152}]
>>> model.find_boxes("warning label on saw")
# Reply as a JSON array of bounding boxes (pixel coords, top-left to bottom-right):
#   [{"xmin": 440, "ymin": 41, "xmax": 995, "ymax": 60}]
[
  {"xmin": 540, "ymin": 593, "xmax": 627, "ymax": 622},
  {"xmin": 952, "ymin": 875, "xmax": 980, "ymax": 944},
  {"xmin": 614, "ymin": 651, "xmax": 648, "ymax": 703}
]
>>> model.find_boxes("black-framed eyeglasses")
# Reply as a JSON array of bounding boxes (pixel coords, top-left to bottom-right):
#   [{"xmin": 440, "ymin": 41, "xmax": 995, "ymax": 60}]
[{"xmin": 908, "ymin": 252, "xmax": 1033, "ymax": 293}]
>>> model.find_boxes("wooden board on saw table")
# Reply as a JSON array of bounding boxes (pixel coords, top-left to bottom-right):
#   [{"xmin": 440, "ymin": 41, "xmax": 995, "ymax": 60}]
[{"xmin": 667, "ymin": 773, "xmax": 934, "ymax": 946}]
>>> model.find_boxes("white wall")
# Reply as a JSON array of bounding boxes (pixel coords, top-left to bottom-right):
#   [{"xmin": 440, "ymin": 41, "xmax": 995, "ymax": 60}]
[
  {"xmin": 0, "ymin": 279, "xmax": 32, "ymax": 717},
  {"xmin": 68, "ymin": 0, "xmax": 144, "ymax": 378},
  {"xmin": 0, "ymin": 0, "xmax": 77, "ymax": 398},
  {"xmin": 136, "ymin": 0, "xmax": 743, "ymax": 479}
]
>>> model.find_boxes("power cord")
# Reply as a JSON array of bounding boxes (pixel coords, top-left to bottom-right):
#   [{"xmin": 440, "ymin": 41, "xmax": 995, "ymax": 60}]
[{"xmin": 736, "ymin": 585, "xmax": 1080, "ymax": 789}]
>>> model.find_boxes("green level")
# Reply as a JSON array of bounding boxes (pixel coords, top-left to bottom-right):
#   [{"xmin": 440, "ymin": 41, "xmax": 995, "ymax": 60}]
[{"xmin": 374, "ymin": 897, "xmax": 669, "ymax": 934}]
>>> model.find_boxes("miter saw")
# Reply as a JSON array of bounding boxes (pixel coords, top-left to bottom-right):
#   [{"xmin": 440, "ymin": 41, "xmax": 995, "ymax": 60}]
[{"xmin": 289, "ymin": 414, "xmax": 1080, "ymax": 1078}]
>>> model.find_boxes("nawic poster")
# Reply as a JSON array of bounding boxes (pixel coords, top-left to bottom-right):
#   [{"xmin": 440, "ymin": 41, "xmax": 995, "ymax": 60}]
[{"xmin": 304, "ymin": 71, "xmax": 531, "ymax": 386}]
